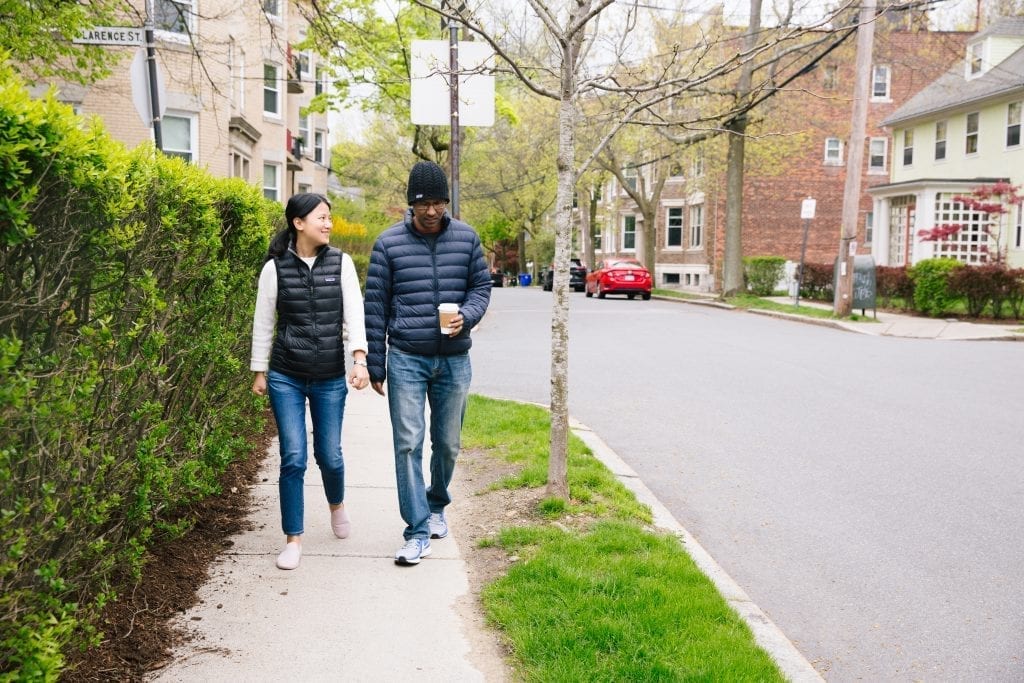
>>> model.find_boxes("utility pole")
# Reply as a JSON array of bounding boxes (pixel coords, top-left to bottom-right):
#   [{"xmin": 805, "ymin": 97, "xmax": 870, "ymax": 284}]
[
  {"xmin": 443, "ymin": 1, "xmax": 461, "ymax": 219},
  {"xmin": 835, "ymin": 0, "xmax": 876, "ymax": 317}
]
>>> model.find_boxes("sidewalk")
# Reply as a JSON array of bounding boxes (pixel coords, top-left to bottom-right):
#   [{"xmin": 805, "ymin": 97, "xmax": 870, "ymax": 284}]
[
  {"xmin": 153, "ymin": 388, "xmax": 508, "ymax": 682},
  {"xmin": 660, "ymin": 294, "xmax": 1024, "ymax": 341}
]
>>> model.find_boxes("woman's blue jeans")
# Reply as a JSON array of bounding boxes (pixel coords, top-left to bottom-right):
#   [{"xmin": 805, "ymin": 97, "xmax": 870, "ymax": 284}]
[
  {"xmin": 386, "ymin": 348, "xmax": 472, "ymax": 540},
  {"xmin": 267, "ymin": 369, "xmax": 348, "ymax": 536}
]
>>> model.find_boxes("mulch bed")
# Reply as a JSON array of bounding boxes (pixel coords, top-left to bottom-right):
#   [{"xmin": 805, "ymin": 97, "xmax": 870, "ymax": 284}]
[{"xmin": 61, "ymin": 423, "xmax": 274, "ymax": 682}]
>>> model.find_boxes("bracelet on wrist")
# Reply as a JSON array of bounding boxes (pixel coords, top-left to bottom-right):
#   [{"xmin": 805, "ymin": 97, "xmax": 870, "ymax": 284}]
[{"xmin": 353, "ymin": 359, "xmax": 367, "ymax": 367}]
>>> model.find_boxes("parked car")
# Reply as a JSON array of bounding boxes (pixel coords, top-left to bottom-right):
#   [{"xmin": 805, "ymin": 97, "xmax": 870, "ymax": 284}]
[
  {"xmin": 585, "ymin": 258, "xmax": 652, "ymax": 300},
  {"xmin": 542, "ymin": 258, "xmax": 587, "ymax": 292}
]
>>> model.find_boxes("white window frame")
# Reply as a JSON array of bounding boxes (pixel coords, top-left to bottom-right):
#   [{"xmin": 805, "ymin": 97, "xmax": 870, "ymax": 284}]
[
  {"xmin": 871, "ymin": 64, "xmax": 891, "ymax": 101},
  {"xmin": 965, "ymin": 111, "xmax": 980, "ymax": 155},
  {"xmin": 665, "ymin": 206, "xmax": 683, "ymax": 248},
  {"xmin": 315, "ymin": 65, "xmax": 328, "ymax": 96},
  {"xmin": 692, "ymin": 147, "xmax": 704, "ymax": 177},
  {"xmin": 622, "ymin": 214, "xmax": 637, "ymax": 251},
  {"xmin": 934, "ymin": 192, "xmax": 994, "ymax": 264},
  {"xmin": 935, "ymin": 120, "xmax": 947, "ymax": 161},
  {"xmin": 231, "ymin": 150, "xmax": 251, "ymax": 181},
  {"xmin": 298, "ymin": 113, "xmax": 310, "ymax": 154},
  {"xmin": 229, "ymin": 42, "xmax": 246, "ymax": 112},
  {"xmin": 1007, "ymin": 101, "xmax": 1022, "ymax": 149},
  {"xmin": 154, "ymin": 0, "xmax": 195, "ymax": 41},
  {"xmin": 1014, "ymin": 202, "xmax": 1023, "ymax": 250},
  {"xmin": 868, "ymin": 137, "xmax": 887, "ymax": 173},
  {"xmin": 668, "ymin": 161, "xmax": 685, "ymax": 180},
  {"xmin": 622, "ymin": 166, "xmax": 638, "ymax": 193},
  {"xmin": 264, "ymin": 62, "xmax": 281, "ymax": 118},
  {"xmin": 162, "ymin": 111, "xmax": 197, "ymax": 162},
  {"xmin": 263, "ymin": 162, "xmax": 281, "ymax": 201},
  {"xmin": 902, "ymin": 129, "xmax": 914, "ymax": 166},
  {"xmin": 689, "ymin": 204, "xmax": 704, "ymax": 249},
  {"xmin": 824, "ymin": 137, "xmax": 843, "ymax": 165},
  {"xmin": 262, "ymin": 0, "xmax": 281, "ymax": 20},
  {"xmin": 967, "ymin": 41, "xmax": 984, "ymax": 78},
  {"xmin": 314, "ymin": 130, "xmax": 326, "ymax": 164}
]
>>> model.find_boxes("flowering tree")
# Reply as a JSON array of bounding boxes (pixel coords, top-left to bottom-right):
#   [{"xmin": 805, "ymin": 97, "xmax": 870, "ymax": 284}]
[{"xmin": 917, "ymin": 182, "xmax": 1023, "ymax": 263}]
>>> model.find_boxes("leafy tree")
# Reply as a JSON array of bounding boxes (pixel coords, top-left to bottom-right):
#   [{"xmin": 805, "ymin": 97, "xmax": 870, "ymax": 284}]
[{"xmin": 0, "ymin": 0, "xmax": 128, "ymax": 84}]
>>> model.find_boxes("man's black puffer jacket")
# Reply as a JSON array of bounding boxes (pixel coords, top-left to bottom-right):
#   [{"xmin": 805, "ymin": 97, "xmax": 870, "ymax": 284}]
[{"xmin": 364, "ymin": 210, "xmax": 492, "ymax": 383}]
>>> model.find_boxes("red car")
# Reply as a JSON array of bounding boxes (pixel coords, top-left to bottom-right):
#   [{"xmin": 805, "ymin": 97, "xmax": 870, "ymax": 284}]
[{"xmin": 585, "ymin": 258, "xmax": 652, "ymax": 300}]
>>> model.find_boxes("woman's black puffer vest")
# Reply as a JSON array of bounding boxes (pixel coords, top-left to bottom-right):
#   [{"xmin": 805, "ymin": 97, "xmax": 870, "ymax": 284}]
[{"xmin": 270, "ymin": 246, "xmax": 346, "ymax": 379}]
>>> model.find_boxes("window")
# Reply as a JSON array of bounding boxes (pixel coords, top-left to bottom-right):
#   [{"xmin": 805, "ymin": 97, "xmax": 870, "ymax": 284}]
[
  {"xmin": 262, "ymin": 0, "xmax": 280, "ymax": 18},
  {"xmin": 298, "ymin": 114, "xmax": 309, "ymax": 153},
  {"xmin": 934, "ymin": 192, "xmax": 993, "ymax": 264},
  {"xmin": 871, "ymin": 65, "xmax": 890, "ymax": 100},
  {"xmin": 1015, "ymin": 202, "xmax": 1023, "ymax": 249},
  {"xmin": 689, "ymin": 204, "xmax": 703, "ymax": 248},
  {"xmin": 229, "ymin": 42, "xmax": 245, "ymax": 111},
  {"xmin": 965, "ymin": 112, "xmax": 979, "ymax": 154},
  {"xmin": 869, "ymin": 137, "xmax": 887, "ymax": 172},
  {"xmin": 622, "ymin": 215, "xmax": 636, "ymax": 250},
  {"xmin": 264, "ymin": 63, "xmax": 280, "ymax": 116},
  {"xmin": 263, "ymin": 163, "xmax": 280, "ymax": 201},
  {"xmin": 622, "ymin": 166, "xmax": 638, "ymax": 193},
  {"xmin": 668, "ymin": 161, "xmax": 684, "ymax": 179},
  {"xmin": 297, "ymin": 51, "xmax": 311, "ymax": 82},
  {"xmin": 298, "ymin": 183, "xmax": 312, "ymax": 194},
  {"xmin": 666, "ymin": 207, "xmax": 683, "ymax": 247},
  {"xmin": 865, "ymin": 211, "xmax": 874, "ymax": 245},
  {"xmin": 162, "ymin": 113, "xmax": 195, "ymax": 162},
  {"xmin": 314, "ymin": 130, "xmax": 325, "ymax": 164},
  {"xmin": 902, "ymin": 129, "xmax": 913, "ymax": 166},
  {"xmin": 663, "ymin": 273, "xmax": 680, "ymax": 285},
  {"xmin": 692, "ymin": 147, "xmax": 704, "ymax": 177},
  {"xmin": 824, "ymin": 137, "xmax": 843, "ymax": 165},
  {"xmin": 1007, "ymin": 101, "xmax": 1022, "ymax": 148},
  {"xmin": 315, "ymin": 66, "xmax": 327, "ymax": 96},
  {"xmin": 154, "ymin": 0, "xmax": 193, "ymax": 35},
  {"xmin": 231, "ymin": 151, "xmax": 250, "ymax": 181},
  {"xmin": 823, "ymin": 65, "xmax": 837, "ymax": 90},
  {"xmin": 968, "ymin": 42, "xmax": 984, "ymax": 76},
  {"xmin": 888, "ymin": 196, "xmax": 914, "ymax": 267},
  {"xmin": 935, "ymin": 120, "xmax": 947, "ymax": 161}
]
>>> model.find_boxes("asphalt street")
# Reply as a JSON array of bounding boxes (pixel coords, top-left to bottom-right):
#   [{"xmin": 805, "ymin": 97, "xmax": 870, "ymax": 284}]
[{"xmin": 470, "ymin": 286, "xmax": 1024, "ymax": 681}]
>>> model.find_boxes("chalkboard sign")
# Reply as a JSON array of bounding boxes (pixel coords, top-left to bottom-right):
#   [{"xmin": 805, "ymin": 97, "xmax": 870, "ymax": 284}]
[{"xmin": 833, "ymin": 255, "xmax": 877, "ymax": 315}]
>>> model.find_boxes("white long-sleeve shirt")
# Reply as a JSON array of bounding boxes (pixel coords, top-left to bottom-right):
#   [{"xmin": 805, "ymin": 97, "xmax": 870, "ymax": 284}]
[{"xmin": 250, "ymin": 252, "xmax": 368, "ymax": 373}]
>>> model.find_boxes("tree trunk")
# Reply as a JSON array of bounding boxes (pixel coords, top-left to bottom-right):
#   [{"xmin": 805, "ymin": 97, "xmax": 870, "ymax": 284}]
[{"xmin": 720, "ymin": 0, "xmax": 762, "ymax": 297}]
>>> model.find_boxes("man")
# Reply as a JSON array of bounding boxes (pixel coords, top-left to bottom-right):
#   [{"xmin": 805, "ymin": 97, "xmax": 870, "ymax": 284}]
[{"xmin": 364, "ymin": 160, "xmax": 492, "ymax": 566}]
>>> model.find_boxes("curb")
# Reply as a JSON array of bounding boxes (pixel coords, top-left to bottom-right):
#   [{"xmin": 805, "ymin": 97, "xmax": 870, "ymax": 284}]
[{"xmin": 567, "ymin": 418, "xmax": 824, "ymax": 682}]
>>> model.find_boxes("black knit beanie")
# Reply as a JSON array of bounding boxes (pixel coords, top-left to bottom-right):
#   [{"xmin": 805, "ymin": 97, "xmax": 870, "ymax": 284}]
[{"xmin": 407, "ymin": 161, "xmax": 450, "ymax": 204}]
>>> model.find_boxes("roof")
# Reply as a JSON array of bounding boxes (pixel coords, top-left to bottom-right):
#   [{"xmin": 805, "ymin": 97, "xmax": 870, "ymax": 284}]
[{"xmin": 882, "ymin": 19, "xmax": 1024, "ymax": 127}]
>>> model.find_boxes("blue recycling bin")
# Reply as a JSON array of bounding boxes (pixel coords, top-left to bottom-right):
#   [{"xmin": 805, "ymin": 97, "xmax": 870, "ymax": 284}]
[{"xmin": 518, "ymin": 273, "xmax": 532, "ymax": 287}]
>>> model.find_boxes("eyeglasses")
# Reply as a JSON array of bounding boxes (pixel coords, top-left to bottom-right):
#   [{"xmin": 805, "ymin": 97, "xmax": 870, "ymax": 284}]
[{"xmin": 412, "ymin": 200, "xmax": 448, "ymax": 212}]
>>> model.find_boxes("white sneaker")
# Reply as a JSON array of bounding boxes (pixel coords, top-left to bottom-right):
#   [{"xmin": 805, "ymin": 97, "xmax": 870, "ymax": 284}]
[
  {"xmin": 394, "ymin": 538, "xmax": 432, "ymax": 566},
  {"xmin": 276, "ymin": 542, "xmax": 301, "ymax": 570},
  {"xmin": 428, "ymin": 512, "xmax": 449, "ymax": 539}
]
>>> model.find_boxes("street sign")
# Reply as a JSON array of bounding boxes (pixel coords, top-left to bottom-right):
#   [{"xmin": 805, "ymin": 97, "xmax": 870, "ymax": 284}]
[
  {"xmin": 130, "ymin": 48, "xmax": 166, "ymax": 127},
  {"xmin": 410, "ymin": 40, "xmax": 495, "ymax": 127},
  {"xmin": 800, "ymin": 197, "xmax": 817, "ymax": 219},
  {"xmin": 74, "ymin": 26, "xmax": 144, "ymax": 46}
]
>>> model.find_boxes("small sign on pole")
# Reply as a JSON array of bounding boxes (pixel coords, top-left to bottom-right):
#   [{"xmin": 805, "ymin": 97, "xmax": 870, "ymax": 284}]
[
  {"xmin": 800, "ymin": 197, "xmax": 817, "ymax": 220},
  {"xmin": 74, "ymin": 26, "xmax": 145, "ymax": 46}
]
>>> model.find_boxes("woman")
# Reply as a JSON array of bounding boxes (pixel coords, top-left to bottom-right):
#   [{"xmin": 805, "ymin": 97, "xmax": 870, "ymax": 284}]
[{"xmin": 250, "ymin": 193, "xmax": 369, "ymax": 570}]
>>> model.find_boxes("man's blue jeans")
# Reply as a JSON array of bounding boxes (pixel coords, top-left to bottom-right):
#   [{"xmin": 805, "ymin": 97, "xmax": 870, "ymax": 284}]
[
  {"xmin": 267, "ymin": 369, "xmax": 348, "ymax": 536},
  {"xmin": 386, "ymin": 348, "xmax": 472, "ymax": 540}
]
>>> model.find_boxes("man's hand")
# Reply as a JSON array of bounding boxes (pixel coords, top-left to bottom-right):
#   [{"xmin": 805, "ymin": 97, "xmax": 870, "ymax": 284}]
[
  {"xmin": 448, "ymin": 313, "xmax": 465, "ymax": 337},
  {"xmin": 371, "ymin": 381, "xmax": 385, "ymax": 396}
]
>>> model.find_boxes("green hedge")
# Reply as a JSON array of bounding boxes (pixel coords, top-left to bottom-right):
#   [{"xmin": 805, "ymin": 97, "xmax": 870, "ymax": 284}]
[
  {"xmin": 743, "ymin": 256, "xmax": 786, "ymax": 296},
  {"xmin": 1, "ymin": 65, "xmax": 278, "ymax": 678},
  {"xmin": 909, "ymin": 258, "xmax": 963, "ymax": 317}
]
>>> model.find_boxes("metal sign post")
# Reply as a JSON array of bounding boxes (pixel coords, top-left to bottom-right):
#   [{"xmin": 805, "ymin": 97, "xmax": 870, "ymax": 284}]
[
  {"xmin": 143, "ymin": 21, "xmax": 163, "ymax": 151},
  {"xmin": 795, "ymin": 197, "xmax": 816, "ymax": 307}
]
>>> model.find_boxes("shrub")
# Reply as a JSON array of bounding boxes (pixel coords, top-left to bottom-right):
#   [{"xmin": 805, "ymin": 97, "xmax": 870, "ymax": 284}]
[
  {"xmin": 909, "ymin": 258, "xmax": 964, "ymax": 317},
  {"xmin": 948, "ymin": 264, "xmax": 1007, "ymax": 318},
  {"xmin": 1005, "ymin": 269, "xmax": 1024, "ymax": 320},
  {"xmin": 875, "ymin": 266, "xmax": 914, "ymax": 310},
  {"xmin": 798, "ymin": 262, "xmax": 834, "ymax": 301},
  {"xmin": 0, "ymin": 66, "xmax": 277, "ymax": 677},
  {"xmin": 743, "ymin": 256, "xmax": 786, "ymax": 296}
]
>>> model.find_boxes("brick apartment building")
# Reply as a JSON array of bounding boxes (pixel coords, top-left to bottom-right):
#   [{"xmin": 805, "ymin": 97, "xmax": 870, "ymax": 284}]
[
  {"xmin": 593, "ymin": 17, "xmax": 969, "ymax": 292},
  {"xmin": 32, "ymin": 0, "xmax": 330, "ymax": 203}
]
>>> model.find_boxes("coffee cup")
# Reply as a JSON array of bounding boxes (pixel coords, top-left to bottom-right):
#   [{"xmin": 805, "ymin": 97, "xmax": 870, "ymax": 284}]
[{"xmin": 438, "ymin": 303, "xmax": 459, "ymax": 334}]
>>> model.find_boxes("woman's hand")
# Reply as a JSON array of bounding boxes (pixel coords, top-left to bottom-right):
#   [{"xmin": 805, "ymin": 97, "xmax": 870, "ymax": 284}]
[
  {"xmin": 252, "ymin": 371, "xmax": 267, "ymax": 396},
  {"xmin": 348, "ymin": 363, "xmax": 370, "ymax": 390}
]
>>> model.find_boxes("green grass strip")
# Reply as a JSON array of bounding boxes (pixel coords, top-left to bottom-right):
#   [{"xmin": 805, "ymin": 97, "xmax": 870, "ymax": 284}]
[{"xmin": 463, "ymin": 395, "xmax": 784, "ymax": 681}]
